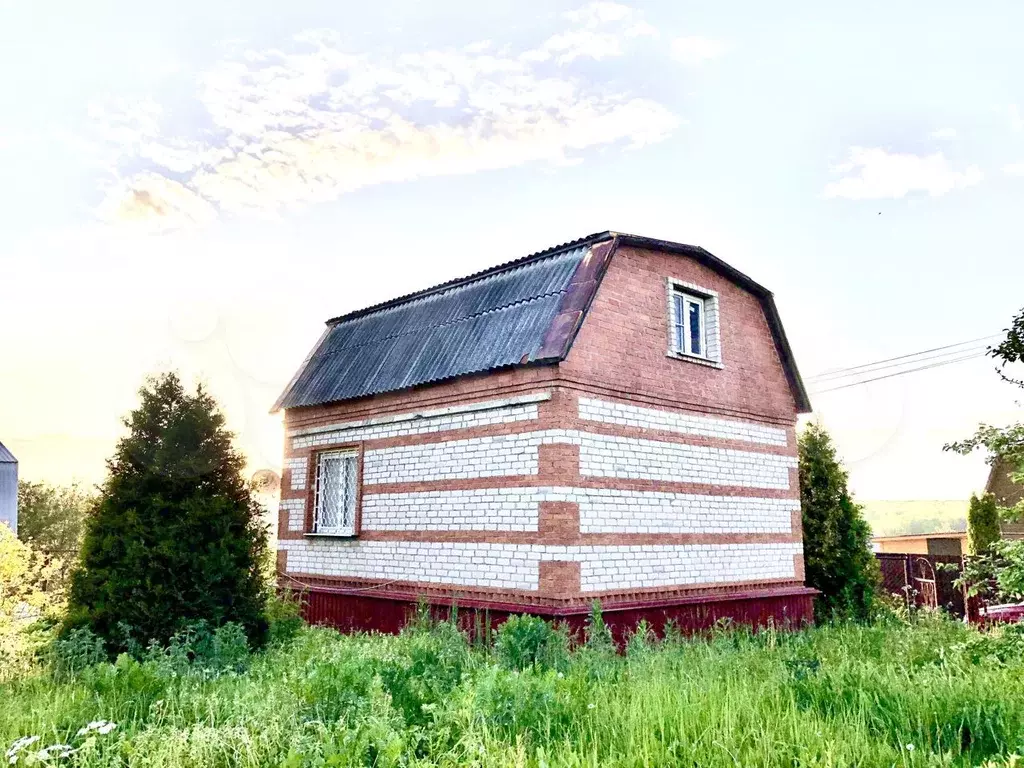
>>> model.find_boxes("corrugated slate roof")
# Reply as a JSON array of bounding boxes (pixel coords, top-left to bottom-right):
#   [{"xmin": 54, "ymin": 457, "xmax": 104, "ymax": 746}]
[
  {"xmin": 275, "ymin": 242, "xmax": 595, "ymax": 409},
  {"xmin": 0, "ymin": 441, "xmax": 16, "ymax": 463},
  {"xmin": 274, "ymin": 232, "xmax": 811, "ymax": 412}
]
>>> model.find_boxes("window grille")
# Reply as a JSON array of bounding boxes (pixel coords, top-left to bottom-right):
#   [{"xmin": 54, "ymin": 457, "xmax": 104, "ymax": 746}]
[{"xmin": 313, "ymin": 451, "xmax": 358, "ymax": 535}]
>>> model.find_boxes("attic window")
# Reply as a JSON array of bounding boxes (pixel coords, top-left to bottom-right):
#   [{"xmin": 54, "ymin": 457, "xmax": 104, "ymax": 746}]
[
  {"xmin": 312, "ymin": 450, "xmax": 359, "ymax": 536},
  {"xmin": 667, "ymin": 279, "xmax": 722, "ymax": 366}
]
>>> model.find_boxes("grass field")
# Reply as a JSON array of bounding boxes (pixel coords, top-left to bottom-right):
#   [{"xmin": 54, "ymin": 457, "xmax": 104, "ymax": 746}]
[{"xmin": 3, "ymin": 612, "xmax": 1024, "ymax": 767}]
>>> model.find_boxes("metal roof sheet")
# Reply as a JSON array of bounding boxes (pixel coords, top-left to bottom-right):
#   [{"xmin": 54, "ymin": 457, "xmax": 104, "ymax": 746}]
[
  {"xmin": 0, "ymin": 440, "xmax": 16, "ymax": 463},
  {"xmin": 276, "ymin": 245, "xmax": 591, "ymax": 409}
]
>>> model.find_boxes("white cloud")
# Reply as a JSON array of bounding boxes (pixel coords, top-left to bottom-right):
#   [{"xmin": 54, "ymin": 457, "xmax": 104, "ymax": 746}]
[
  {"xmin": 98, "ymin": 173, "xmax": 217, "ymax": 230},
  {"xmin": 823, "ymin": 147, "xmax": 982, "ymax": 200},
  {"xmin": 523, "ymin": 2, "xmax": 657, "ymax": 64},
  {"xmin": 929, "ymin": 127, "xmax": 957, "ymax": 140},
  {"xmin": 1003, "ymin": 163, "xmax": 1024, "ymax": 176},
  {"xmin": 92, "ymin": 4, "xmax": 678, "ymax": 231},
  {"xmin": 670, "ymin": 36, "xmax": 728, "ymax": 67}
]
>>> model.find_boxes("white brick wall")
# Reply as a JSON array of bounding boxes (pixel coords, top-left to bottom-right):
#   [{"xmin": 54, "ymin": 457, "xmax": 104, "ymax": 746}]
[
  {"xmin": 361, "ymin": 430, "xmax": 794, "ymax": 490},
  {"xmin": 575, "ymin": 542, "xmax": 801, "ymax": 591},
  {"xmin": 291, "ymin": 398, "xmax": 542, "ymax": 451},
  {"xmin": 285, "ymin": 458, "xmax": 308, "ymax": 491},
  {"xmin": 358, "ymin": 487, "xmax": 792, "ymax": 534},
  {"xmin": 278, "ymin": 539, "xmax": 801, "ymax": 592},
  {"xmin": 281, "ymin": 498, "xmax": 306, "ymax": 532},
  {"xmin": 541, "ymin": 488, "xmax": 796, "ymax": 534},
  {"xmin": 363, "ymin": 433, "xmax": 540, "ymax": 484},
  {"xmin": 362, "ymin": 489, "xmax": 541, "ymax": 531},
  {"xmin": 279, "ymin": 539, "xmax": 540, "ymax": 590},
  {"xmin": 571, "ymin": 432, "xmax": 795, "ymax": 490},
  {"xmin": 578, "ymin": 397, "xmax": 788, "ymax": 446}
]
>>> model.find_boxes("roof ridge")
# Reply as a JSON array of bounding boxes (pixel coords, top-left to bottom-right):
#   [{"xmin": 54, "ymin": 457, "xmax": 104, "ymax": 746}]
[{"xmin": 325, "ymin": 233, "xmax": 612, "ymax": 326}]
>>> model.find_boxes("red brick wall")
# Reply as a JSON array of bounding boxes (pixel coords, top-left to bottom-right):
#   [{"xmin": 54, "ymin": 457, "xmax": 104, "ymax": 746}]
[{"xmin": 559, "ymin": 245, "xmax": 798, "ymax": 425}]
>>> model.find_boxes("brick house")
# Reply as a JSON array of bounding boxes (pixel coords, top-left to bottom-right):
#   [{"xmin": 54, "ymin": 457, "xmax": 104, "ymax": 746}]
[{"xmin": 273, "ymin": 232, "xmax": 814, "ymax": 636}]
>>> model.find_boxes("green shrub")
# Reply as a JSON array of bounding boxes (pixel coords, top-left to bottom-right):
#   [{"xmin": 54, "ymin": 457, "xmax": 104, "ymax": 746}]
[
  {"xmin": 494, "ymin": 615, "xmax": 570, "ymax": 672},
  {"xmin": 143, "ymin": 620, "xmax": 251, "ymax": 677},
  {"xmin": 265, "ymin": 590, "xmax": 304, "ymax": 646},
  {"xmin": 50, "ymin": 626, "xmax": 107, "ymax": 675},
  {"xmin": 625, "ymin": 619, "xmax": 656, "ymax": 658},
  {"xmin": 466, "ymin": 665, "xmax": 577, "ymax": 743},
  {"xmin": 799, "ymin": 422, "xmax": 880, "ymax": 621},
  {"xmin": 969, "ymin": 493, "xmax": 1002, "ymax": 555},
  {"xmin": 64, "ymin": 372, "xmax": 270, "ymax": 655},
  {"xmin": 584, "ymin": 600, "xmax": 614, "ymax": 652},
  {"xmin": 376, "ymin": 619, "xmax": 471, "ymax": 727}
]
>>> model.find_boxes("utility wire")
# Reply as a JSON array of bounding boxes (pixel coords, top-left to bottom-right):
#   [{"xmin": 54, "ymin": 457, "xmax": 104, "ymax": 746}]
[
  {"xmin": 810, "ymin": 351, "xmax": 987, "ymax": 394},
  {"xmin": 807, "ymin": 344, "xmax": 993, "ymax": 383},
  {"xmin": 806, "ymin": 334, "xmax": 1000, "ymax": 382}
]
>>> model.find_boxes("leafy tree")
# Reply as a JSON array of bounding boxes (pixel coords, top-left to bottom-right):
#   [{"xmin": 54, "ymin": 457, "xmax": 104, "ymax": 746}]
[
  {"xmin": 798, "ymin": 422, "xmax": 879, "ymax": 621},
  {"xmin": 17, "ymin": 481, "xmax": 94, "ymax": 584},
  {"xmin": 967, "ymin": 493, "xmax": 1001, "ymax": 555},
  {"xmin": 65, "ymin": 372, "xmax": 270, "ymax": 653},
  {"xmin": 1, "ymin": 525, "xmax": 61, "ymax": 680},
  {"xmin": 945, "ymin": 306, "xmax": 1024, "ymax": 521}
]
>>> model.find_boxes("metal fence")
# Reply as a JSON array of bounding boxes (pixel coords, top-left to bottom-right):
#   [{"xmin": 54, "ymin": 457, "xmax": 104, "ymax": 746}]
[{"xmin": 875, "ymin": 553, "xmax": 966, "ymax": 617}]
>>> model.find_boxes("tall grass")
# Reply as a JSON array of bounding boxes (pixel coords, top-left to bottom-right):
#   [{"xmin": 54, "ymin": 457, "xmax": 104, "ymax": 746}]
[{"xmin": 3, "ymin": 612, "xmax": 1023, "ymax": 767}]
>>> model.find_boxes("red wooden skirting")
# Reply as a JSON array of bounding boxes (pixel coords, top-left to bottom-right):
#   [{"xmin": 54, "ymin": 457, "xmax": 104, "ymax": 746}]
[{"xmin": 298, "ymin": 585, "xmax": 817, "ymax": 644}]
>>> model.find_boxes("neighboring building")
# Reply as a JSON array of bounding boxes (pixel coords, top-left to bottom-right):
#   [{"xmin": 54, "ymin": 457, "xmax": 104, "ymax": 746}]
[
  {"xmin": 873, "ymin": 531, "xmax": 967, "ymax": 556},
  {"xmin": 273, "ymin": 232, "xmax": 814, "ymax": 636},
  {"xmin": 0, "ymin": 440, "xmax": 17, "ymax": 534},
  {"xmin": 985, "ymin": 457, "xmax": 1024, "ymax": 540}
]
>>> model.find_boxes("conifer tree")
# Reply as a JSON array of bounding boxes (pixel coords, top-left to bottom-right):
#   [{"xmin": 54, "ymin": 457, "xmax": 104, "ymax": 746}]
[
  {"xmin": 967, "ymin": 493, "xmax": 1001, "ymax": 555},
  {"xmin": 65, "ymin": 372, "xmax": 269, "ymax": 652},
  {"xmin": 799, "ymin": 422, "xmax": 879, "ymax": 621}
]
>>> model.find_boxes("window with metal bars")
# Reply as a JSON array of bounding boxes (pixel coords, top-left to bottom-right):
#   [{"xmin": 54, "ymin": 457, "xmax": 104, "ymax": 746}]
[{"xmin": 312, "ymin": 450, "xmax": 358, "ymax": 536}]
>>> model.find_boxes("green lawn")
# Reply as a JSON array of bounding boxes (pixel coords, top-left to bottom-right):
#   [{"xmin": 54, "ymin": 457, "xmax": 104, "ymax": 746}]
[{"xmin": 3, "ymin": 614, "xmax": 1024, "ymax": 767}]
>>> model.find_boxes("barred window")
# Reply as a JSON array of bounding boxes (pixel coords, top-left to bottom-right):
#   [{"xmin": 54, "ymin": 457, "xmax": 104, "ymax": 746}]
[{"xmin": 313, "ymin": 450, "xmax": 358, "ymax": 536}]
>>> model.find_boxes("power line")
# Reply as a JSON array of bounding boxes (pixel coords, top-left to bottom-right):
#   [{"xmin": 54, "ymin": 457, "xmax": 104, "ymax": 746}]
[
  {"xmin": 807, "ymin": 344, "xmax": 993, "ymax": 384},
  {"xmin": 810, "ymin": 351, "xmax": 988, "ymax": 394},
  {"xmin": 806, "ymin": 334, "xmax": 1000, "ymax": 382}
]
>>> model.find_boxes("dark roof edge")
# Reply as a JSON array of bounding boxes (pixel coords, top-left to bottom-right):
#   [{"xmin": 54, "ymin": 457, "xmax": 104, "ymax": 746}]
[
  {"xmin": 324, "ymin": 232, "xmax": 616, "ymax": 326},
  {"xmin": 614, "ymin": 234, "xmax": 812, "ymax": 414},
  {"xmin": 271, "ymin": 325, "xmax": 334, "ymax": 414}
]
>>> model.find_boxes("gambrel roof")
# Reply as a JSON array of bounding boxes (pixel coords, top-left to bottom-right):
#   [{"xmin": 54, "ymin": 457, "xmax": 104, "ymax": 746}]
[{"xmin": 273, "ymin": 232, "xmax": 811, "ymax": 413}]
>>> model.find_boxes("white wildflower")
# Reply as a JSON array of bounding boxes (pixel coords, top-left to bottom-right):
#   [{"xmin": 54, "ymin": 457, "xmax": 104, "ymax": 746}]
[
  {"xmin": 75, "ymin": 721, "xmax": 117, "ymax": 737},
  {"xmin": 7, "ymin": 736, "xmax": 41, "ymax": 763},
  {"xmin": 587, "ymin": 703, "xmax": 596, "ymax": 710},
  {"xmin": 35, "ymin": 744, "xmax": 76, "ymax": 761},
  {"xmin": 905, "ymin": 743, "xmax": 915, "ymax": 752}
]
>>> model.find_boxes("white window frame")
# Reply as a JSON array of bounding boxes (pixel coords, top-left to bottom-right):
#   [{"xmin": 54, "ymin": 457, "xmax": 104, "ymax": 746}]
[
  {"xmin": 674, "ymin": 292, "xmax": 706, "ymax": 358},
  {"xmin": 666, "ymin": 278, "xmax": 722, "ymax": 367},
  {"xmin": 312, "ymin": 450, "xmax": 359, "ymax": 536}
]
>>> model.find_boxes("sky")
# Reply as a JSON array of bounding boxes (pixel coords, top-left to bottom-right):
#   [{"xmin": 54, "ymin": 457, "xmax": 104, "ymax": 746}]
[{"xmin": 1, "ymin": 0, "xmax": 1023, "ymax": 502}]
